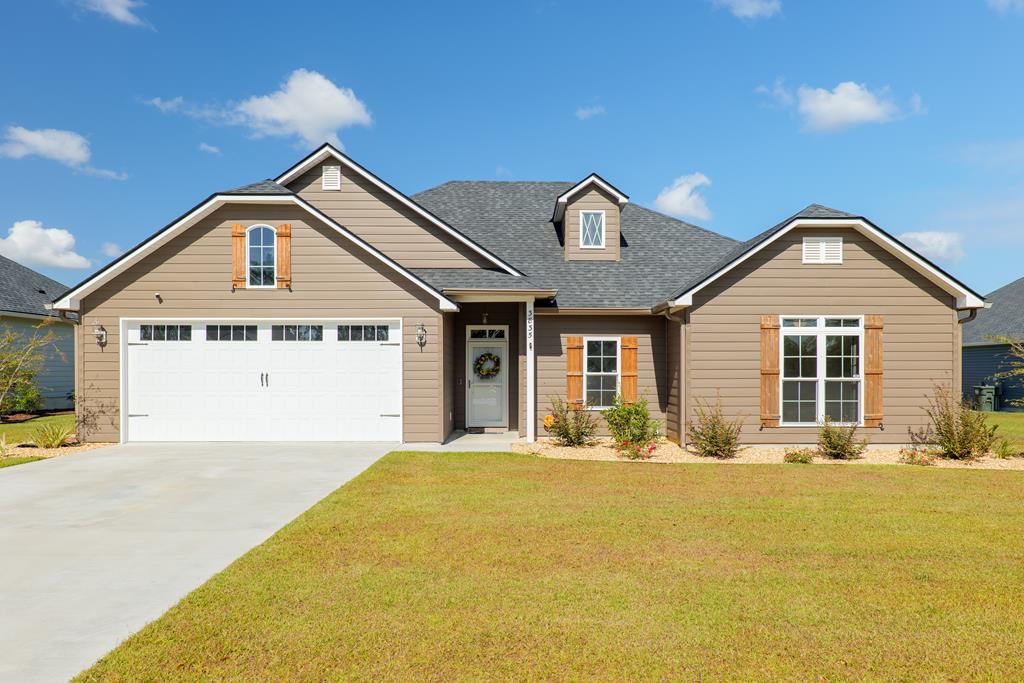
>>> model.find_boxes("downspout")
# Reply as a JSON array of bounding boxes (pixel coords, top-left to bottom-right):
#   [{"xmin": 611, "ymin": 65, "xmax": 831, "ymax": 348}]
[{"xmin": 957, "ymin": 308, "xmax": 978, "ymax": 325}]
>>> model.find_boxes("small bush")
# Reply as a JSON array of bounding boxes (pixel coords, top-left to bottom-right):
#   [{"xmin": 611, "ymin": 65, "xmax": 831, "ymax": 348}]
[
  {"xmin": 543, "ymin": 396, "xmax": 599, "ymax": 447},
  {"xmin": 992, "ymin": 438, "xmax": 1018, "ymax": 459},
  {"xmin": 31, "ymin": 421, "xmax": 75, "ymax": 449},
  {"xmin": 784, "ymin": 447, "xmax": 815, "ymax": 464},
  {"xmin": 602, "ymin": 394, "xmax": 661, "ymax": 460},
  {"xmin": 10, "ymin": 383, "xmax": 43, "ymax": 414},
  {"xmin": 688, "ymin": 397, "xmax": 743, "ymax": 459},
  {"xmin": 898, "ymin": 446, "xmax": 936, "ymax": 466},
  {"xmin": 816, "ymin": 418, "xmax": 867, "ymax": 460},
  {"xmin": 918, "ymin": 386, "xmax": 997, "ymax": 460}
]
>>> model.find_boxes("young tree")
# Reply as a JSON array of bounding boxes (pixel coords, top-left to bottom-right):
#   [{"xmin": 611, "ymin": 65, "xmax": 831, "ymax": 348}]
[{"xmin": 0, "ymin": 320, "xmax": 60, "ymax": 417}]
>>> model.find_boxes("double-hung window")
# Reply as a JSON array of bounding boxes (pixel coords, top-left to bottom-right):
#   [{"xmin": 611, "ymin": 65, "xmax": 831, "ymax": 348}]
[
  {"xmin": 584, "ymin": 338, "xmax": 619, "ymax": 408},
  {"xmin": 579, "ymin": 210, "xmax": 605, "ymax": 248},
  {"xmin": 247, "ymin": 225, "xmax": 276, "ymax": 287},
  {"xmin": 781, "ymin": 316, "xmax": 862, "ymax": 425}
]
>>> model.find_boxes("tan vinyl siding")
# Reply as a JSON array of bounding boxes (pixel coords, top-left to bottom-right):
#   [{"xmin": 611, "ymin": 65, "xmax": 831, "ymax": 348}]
[
  {"xmin": 452, "ymin": 303, "xmax": 520, "ymax": 431},
  {"xmin": 686, "ymin": 227, "xmax": 958, "ymax": 444},
  {"xmin": 288, "ymin": 163, "xmax": 494, "ymax": 269},
  {"xmin": 536, "ymin": 315, "xmax": 667, "ymax": 435},
  {"xmin": 564, "ymin": 187, "xmax": 620, "ymax": 261},
  {"xmin": 76, "ymin": 204, "xmax": 444, "ymax": 443},
  {"xmin": 442, "ymin": 313, "xmax": 455, "ymax": 440},
  {"xmin": 665, "ymin": 316, "xmax": 684, "ymax": 443}
]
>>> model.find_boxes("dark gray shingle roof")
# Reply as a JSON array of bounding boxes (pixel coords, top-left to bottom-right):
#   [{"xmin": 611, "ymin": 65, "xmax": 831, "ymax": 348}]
[
  {"xmin": 0, "ymin": 254, "xmax": 69, "ymax": 318},
  {"xmin": 963, "ymin": 277, "xmax": 1024, "ymax": 344},
  {"xmin": 410, "ymin": 268, "xmax": 550, "ymax": 292},
  {"xmin": 221, "ymin": 180, "xmax": 292, "ymax": 195},
  {"xmin": 412, "ymin": 181, "xmax": 739, "ymax": 308}
]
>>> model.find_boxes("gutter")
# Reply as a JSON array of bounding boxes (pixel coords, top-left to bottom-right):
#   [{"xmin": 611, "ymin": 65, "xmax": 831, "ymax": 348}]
[{"xmin": 958, "ymin": 300, "xmax": 992, "ymax": 325}]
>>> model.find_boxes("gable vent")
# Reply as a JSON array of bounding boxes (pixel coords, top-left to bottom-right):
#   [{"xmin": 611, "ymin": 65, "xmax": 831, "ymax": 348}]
[
  {"xmin": 802, "ymin": 236, "xmax": 842, "ymax": 264},
  {"xmin": 322, "ymin": 165, "xmax": 342, "ymax": 191}
]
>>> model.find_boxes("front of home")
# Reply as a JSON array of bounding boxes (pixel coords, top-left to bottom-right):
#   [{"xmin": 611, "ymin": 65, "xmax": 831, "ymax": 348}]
[{"xmin": 53, "ymin": 145, "xmax": 984, "ymax": 445}]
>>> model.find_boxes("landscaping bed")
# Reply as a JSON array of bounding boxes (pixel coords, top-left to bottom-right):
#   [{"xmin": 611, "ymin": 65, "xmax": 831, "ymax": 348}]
[{"xmin": 0, "ymin": 412, "xmax": 113, "ymax": 466}]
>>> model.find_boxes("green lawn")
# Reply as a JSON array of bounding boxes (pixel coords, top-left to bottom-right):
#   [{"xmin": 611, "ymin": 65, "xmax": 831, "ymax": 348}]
[
  {"xmin": 78, "ymin": 452, "xmax": 1024, "ymax": 681},
  {"xmin": 985, "ymin": 410, "xmax": 1024, "ymax": 449},
  {"xmin": 0, "ymin": 455, "xmax": 44, "ymax": 468},
  {"xmin": 0, "ymin": 412, "xmax": 74, "ymax": 444}
]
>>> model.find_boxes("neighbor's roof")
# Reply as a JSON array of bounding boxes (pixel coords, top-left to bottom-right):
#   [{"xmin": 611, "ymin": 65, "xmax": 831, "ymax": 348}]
[
  {"xmin": 413, "ymin": 181, "xmax": 739, "ymax": 308},
  {"xmin": 963, "ymin": 277, "xmax": 1024, "ymax": 345},
  {"xmin": 0, "ymin": 254, "xmax": 69, "ymax": 318}
]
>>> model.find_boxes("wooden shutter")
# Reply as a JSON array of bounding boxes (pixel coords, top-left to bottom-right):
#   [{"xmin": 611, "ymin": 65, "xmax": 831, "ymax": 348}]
[
  {"xmin": 566, "ymin": 336, "xmax": 584, "ymax": 408},
  {"xmin": 620, "ymin": 336, "xmax": 638, "ymax": 403},
  {"xmin": 760, "ymin": 315, "xmax": 780, "ymax": 428},
  {"xmin": 276, "ymin": 223, "xmax": 292, "ymax": 289},
  {"xmin": 864, "ymin": 315, "xmax": 884, "ymax": 428},
  {"xmin": 231, "ymin": 224, "xmax": 246, "ymax": 289}
]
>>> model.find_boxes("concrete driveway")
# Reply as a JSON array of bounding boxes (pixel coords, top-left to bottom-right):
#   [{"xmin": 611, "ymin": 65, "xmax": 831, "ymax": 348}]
[{"xmin": 0, "ymin": 442, "xmax": 391, "ymax": 683}]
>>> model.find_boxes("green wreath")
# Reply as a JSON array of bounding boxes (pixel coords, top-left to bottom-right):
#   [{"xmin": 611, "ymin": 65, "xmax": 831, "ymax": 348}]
[{"xmin": 473, "ymin": 352, "xmax": 501, "ymax": 378}]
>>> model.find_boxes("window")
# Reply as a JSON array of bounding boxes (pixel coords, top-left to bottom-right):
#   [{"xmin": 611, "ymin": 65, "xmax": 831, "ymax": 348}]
[
  {"xmin": 206, "ymin": 325, "xmax": 257, "ymax": 342},
  {"xmin": 780, "ymin": 316, "xmax": 862, "ymax": 425},
  {"xmin": 584, "ymin": 338, "xmax": 619, "ymax": 408},
  {"xmin": 468, "ymin": 328, "xmax": 505, "ymax": 339},
  {"xmin": 338, "ymin": 324, "xmax": 389, "ymax": 342},
  {"xmin": 802, "ymin": 236, "xmax": 843, "ymax": 264},
  {"xmin": 579, "ymin": 210, "xmax": 605, "ymax": 248},
  {"xmin": 140, "ymin": 324, "xmax": 191, "ymax": 341},
  {"xmin": 322, "ymin": 164, "xmax": 342, "ymax": 191},
  {"xmin": 271, "ymin": 324, "xmax": 323, "ymax": 341},
  {"xmin": 247, "ymin": 225, "xmax": 276, "ymax": 287}
]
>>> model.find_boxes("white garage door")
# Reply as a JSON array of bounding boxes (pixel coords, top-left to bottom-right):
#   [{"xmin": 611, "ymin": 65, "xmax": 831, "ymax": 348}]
[{"xmin": 124, "ymin": 320, "xmax": 402, "ymax": 442}]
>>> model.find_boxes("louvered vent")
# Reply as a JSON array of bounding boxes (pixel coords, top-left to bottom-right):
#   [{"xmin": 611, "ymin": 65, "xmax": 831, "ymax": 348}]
[
  {"xmin": 802, "ymin": 236, "xmax": 842, "ymax": 264},
  {"xmin": 322, "ymin": 165, "xmax": 342, "ymax": 191}
]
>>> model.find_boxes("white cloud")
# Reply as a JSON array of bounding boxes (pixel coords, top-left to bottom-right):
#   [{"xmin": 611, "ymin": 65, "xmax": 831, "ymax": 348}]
[
  {"xmin": 654, "ymin": 173, "xmax": 712, "ymax": 221},
  {"xmin": 0, "ymin": 125, "xmax": 126, "ymax": 179},
  {"xmin": 0, "ymin": 220, "xmax": 91, "ymax": 269},
  {"xmin": 101, "ymin": 242, "xmax": 124, "ymax": 258},
  {"xmin": 198, "ymin": 142, "xmax": 221, "ymax": 155},
  {"xmin": 898, "ymin": 231, "xmax": 965, "ymax": 264},
  {"xmin": 575, "ymin": 105, "xmax": 606, "ymax": 120},
  {"xmin": 754, "ymin": 78, "xmax": 794, "ymax": 107},
  {"xmin": 713, "ymin": 0, "xmax": 781, "ymax": 19},
  {"xmin": 988, "ymin": 0, "xmax": 1024, "ymax": 13},
  {"xmin": 76, "ymin": 0, "xmax": 149, "ymax": 27},
  {"xmin": 796, "ymin": 82, "xmax": 900, "ymax": 132},
  {"xmin": 144, "ymin": 96, "xmax": 183, "ymax": 113}
]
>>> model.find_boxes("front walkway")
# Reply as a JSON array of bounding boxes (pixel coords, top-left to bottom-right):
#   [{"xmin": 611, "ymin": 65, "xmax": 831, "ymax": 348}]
[
  {"xmin": 0, "ymin": 442, "xmax": 390, "ymax": 683},
  {"xmin": 403, "ymin": 430, "xmax": 523, "ymax": 452}
]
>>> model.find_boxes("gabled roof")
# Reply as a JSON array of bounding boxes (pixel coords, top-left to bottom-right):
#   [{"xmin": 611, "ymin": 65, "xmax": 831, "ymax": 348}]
[
  {"xmin": 274, "ymin": 143, "xmax": 522, "ymax": 276},
  {"xmin": 0, "ymin": 254, "xmax": 70, "ymax": 319},
  {"xmin": 963, "ymin": 277, "xmax": 1024, "ymax": 345},
  {"xmin": 222, "ymin": 179, "xmax": 292, "ymax": 195},
  {"xmin": 551, "ymin": 173, "xmax": 629, "ymax": 223}
]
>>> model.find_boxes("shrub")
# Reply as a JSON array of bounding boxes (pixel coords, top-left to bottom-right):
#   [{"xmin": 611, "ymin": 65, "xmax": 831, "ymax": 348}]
[
  {"xmin": 10, "ymin": 383, "xmax": 43, "ymax": 414},
  {"xmin": 688, "ymin": 397, "xmax": 743, "ymax": 459},
  {"xmin": 917, "ymin": 385, "xmax": 997, "ymax": 460},
  {"xmin": 784, "ymin": 447, "xmax": 815, "ymax": 464},
  {"xmin": 602, "ymin": 394, "xmax": 661, "ymax": 460},
  {"xmin": 992, "ymin": 438, "xmax": 1018, "ymax": 459},
  {"xmin": 543, "ymin": 396, "xmax": 599, "ymax": 448},
  {"xmin": 31, "ymin": 421, "xmax": 75, "ymax": 449},
  {"xmin": 816, "ymin": 418, "xmax": 867, "ymax": 460},
  {"xmin": 898, "ymin": 446, "xmax": 935, "ymax": 466}
]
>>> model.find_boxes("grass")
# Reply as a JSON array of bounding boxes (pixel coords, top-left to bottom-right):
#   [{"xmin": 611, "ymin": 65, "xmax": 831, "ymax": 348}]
[
  {"xmin": 78, "ymin": 452, "xmax": 1024, "ymax": 681},
  {"xmin": 0, "ymin": 412, "xmax": 74, "ymax": 444},
  {"xmin": 985, "ymin": 410, "xmax": 1024, "ymax": 450},
  {"xmin": 0, "ymin": 455, "xmax": 44, "ymax": 468}
]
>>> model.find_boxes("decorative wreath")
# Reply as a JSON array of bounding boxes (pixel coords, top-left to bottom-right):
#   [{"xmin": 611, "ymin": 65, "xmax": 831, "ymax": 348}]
[{"xmin": 473, "ymin": 352, "xmax": 501, "ymax": 378}]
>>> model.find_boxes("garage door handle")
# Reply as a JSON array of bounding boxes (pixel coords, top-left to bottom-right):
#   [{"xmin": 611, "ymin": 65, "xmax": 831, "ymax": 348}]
[
  {"xmin": 380, "ymin": 413, "xmax": 400, "ymax": 417},
  {"xmin": 127, "ymin": 342, "xmax": 148, "ymax": 346},
  {"xmin": 128, "ymin": 413, "xmax": 148, "ymax": 417},
  {"xmin": 380, "ymin": 342, "xmax": 400, "ymax": 346}
]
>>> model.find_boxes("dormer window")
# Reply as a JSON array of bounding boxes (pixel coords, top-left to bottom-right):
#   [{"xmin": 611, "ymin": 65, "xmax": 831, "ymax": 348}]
[
  {"xmin": 580, "ymin": 210, "xmax": 605, "ymax": 248},
  {"xmin": 322, "ymin": 164, "xmax": 342, "ymax": 191}
]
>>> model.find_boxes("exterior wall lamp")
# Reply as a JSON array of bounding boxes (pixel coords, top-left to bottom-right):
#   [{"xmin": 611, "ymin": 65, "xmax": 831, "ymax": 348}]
[
  {"xmin": 415, "ymin": 322, "xmax": 427, "ymax": 348},
  {"xmin": 92, "ymin": 324, "xmax": 107, "ymax": 347}
]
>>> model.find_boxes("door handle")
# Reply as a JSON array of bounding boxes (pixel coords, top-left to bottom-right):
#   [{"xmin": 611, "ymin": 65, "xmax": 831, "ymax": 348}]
[
  {"xmin": 265, "ymin": 372, "xmax": 269, "ymax": 387},
  {"xmin": 260, "ymin": 372, "xmax": 265, "ymax": 387}
]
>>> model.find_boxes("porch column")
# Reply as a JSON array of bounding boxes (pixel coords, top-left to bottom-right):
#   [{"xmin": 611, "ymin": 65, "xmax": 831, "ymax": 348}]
[{"xmin": 526, "ymin": 298, "xmax": 536, "ymax": 442}]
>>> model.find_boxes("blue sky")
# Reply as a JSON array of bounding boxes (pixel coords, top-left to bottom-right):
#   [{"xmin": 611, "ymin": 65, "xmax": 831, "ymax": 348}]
[{"xmin": 2, "ymin": 0, "xmax": 1023, "ymax": 295}]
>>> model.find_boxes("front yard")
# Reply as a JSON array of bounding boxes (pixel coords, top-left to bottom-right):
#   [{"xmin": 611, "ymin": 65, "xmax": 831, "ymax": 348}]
[{"xmin": 79, "ymin": 451, "xmax": 1024, "ymax": 681}]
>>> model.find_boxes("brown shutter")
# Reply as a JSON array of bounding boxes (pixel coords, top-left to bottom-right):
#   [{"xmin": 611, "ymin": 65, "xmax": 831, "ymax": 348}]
[
  {"xmin": 231, "ymin": 224, "xmax": 246, "ymax": 289},
  {"xmin": 620, "ymin": 336, "xmax": 638, "ymax": 403},
  {"xmin": 760, "ymin": 315, "xmax": 780, "ymax": 428},
  {"xmin": 864, "ymin": 315, "xmax": 884, "ymax": 428},
  {"xmin": 566, "ymin": 336, "xmax": 584, "ymax": 408},
  {"xmin": 276, "ymin": 223, "xmax": 292, "ymax": 289}
]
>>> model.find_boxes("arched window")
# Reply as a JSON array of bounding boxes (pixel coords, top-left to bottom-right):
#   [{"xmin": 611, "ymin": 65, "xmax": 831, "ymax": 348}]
[{"xmin": 247, "ymin": 225, "xmax": 276, "ymax": 287}]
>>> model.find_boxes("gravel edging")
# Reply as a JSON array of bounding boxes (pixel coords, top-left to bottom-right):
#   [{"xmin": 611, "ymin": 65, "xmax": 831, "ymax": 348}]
[{"xmin": 3, "ymin": 442, "xmax": 115, "ymax": 460}]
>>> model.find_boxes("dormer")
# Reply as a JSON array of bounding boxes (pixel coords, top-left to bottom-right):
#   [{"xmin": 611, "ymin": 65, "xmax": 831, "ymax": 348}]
[{"xmin": 553, "ymin": 174, "xmax": 629, "ymax": 261}]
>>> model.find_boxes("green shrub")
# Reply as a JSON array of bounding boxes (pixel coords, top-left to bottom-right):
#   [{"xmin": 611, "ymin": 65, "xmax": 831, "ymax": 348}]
[
  {"xmin": 783, "ymin": 448, "xmax": 815, "ymax": 464},
  {"xmin": 543, "ymin": 396, "xmax": 599, "ymax": 447},
  {"xmin": 688, "ymin": 397, "xmax": 743, "ymax": 459},
  {"xmin": 898, "ymin": 446, "xmax": 935, "ymax": 466},
  {"xmin": 31, "ymin": 421, "xmax": 74, "ymax": 449},
  {"xmin": 9, "ymin": 383, "xmax": 43, "ymax": 414},
  {"xmin": 601, "ymin": 394, "xmax": 660, "ymax": 460},
  {"xmin": 992, "ymin": 438, "xmax": 1018, "ymax": 459},
  {"xmin": 917, "ymin": 386, "xmax": 997, "ymax": 460},
  {"xmin": 816, "ymin": 418, "xmax": 867, "ymax": 460}
]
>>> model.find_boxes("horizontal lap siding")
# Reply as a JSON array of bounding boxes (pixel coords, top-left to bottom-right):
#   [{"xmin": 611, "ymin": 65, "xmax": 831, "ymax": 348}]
[
  {"xmin": 0, "ymin": 317, "xmax": 74, "ymax": 410},
  {"xmin": 536, "ymin": 315, "xmax": 667, "ymax": 436},
  {"xmin": 687, "ymin": 227, "xmax": 958, "ymax": 444},
  {"xmin": 77, "ymin": 204, "xmax": 443, "ymax": 443},
  {"xmin": 666, "ymin": 317, "xmax": 683, "ymax": 443},
  {"xmin": 962, "ymin": 345, "xmax": 1024, "ymax": 409},
  {"xmin": 564, "ymin": 187, "xmax": 620, "ymax": 261}
]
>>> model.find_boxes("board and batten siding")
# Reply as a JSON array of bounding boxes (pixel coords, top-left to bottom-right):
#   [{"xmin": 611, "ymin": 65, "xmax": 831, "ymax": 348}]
[
  {"xmin": 75, "ymin": 204, "xmax": 445, "ymax": 443},
  {"xmin": 535, "ymin": 315, "xmax": 667, "ymax": 435},
  {"xmin": 563, "ymin": 187, "xmax": 621, "ymax": 261},
  {"xmin": 0, "ymin": 315, "xmax": 74, "ymax": 410},
  {"xmin": 287, "ymin": 163, "xmax": 494, "ymax": 269},
  {"xmin": 685, "ymin": 227, "xmax": 960, "ymax": 444}
]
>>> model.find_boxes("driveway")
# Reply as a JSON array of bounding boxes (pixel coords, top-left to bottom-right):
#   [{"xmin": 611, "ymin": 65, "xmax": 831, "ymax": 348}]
[{"xmin": 0, "ymin": 442, "xmax": 391, "ymax": 683}]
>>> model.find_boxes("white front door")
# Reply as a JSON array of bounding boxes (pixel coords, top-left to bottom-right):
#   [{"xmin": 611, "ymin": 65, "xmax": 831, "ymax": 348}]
[{"xmin": 466, "ymin": 332, "xmax": 508, "ymax": 428}]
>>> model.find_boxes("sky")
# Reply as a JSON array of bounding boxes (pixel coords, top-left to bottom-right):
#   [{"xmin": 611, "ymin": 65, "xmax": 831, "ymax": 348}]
[{"xmin": 1, "ymin": 0, "xmax": 1023, "ymax": 295}]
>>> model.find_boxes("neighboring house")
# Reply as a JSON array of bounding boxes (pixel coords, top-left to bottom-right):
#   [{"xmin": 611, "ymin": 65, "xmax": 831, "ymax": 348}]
[
  {"xmin": 961, "ymin": 277, "xmax": 1024, "ymax": 410},
  {"xmin": 52, "ymin": 144, "xmax": 985, "ymax": 444},
  {"xmin": 0, "ymin": 254, "xmax": 74, "ymax": 411}
]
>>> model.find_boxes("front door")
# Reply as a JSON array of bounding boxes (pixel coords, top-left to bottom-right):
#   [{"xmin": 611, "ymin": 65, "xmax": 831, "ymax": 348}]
[{"xmin": 466, "ymin": 331, "xmax": 508, "ymax": 428}]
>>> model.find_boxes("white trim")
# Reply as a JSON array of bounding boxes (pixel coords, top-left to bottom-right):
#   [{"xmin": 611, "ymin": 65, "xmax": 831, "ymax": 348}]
[
  {"xmin": 275, "ymin": 145, "xmax": 522, "ymax": 276},
  {"xmin": 448, "ymin": 293, "xmax": 551, "ymax": 303},
  {"xmin": 465, "ymin": 325, "xmax": 510, "ymax": 429},
  {"xmin": 53, "ymin": 194, "xmax": 459, "ymax": 313},
  {"xmin": 669, "ymin": 218, "xmax": 985, "ymax": 310},
  {"xmin": 526, "ymin": 299, "xmax": 536, "ymax": 442},
  {"xmin": 553, "ymin": 174, "xmax": 629, "ymax": 223},
  {"xmin": 245, "ymin": 224, "xmax": 277, "ymax": 289},
  {"xmin": 119, "ymin": 317, "xmax": 127, "ymax": 443},
  {"xmin": 582, "ymin": 336, "xmax": 621, "ymax": 410},
  {"xmin": 579, "ymin": 210, "xmax": 606, "ymax": 249}
]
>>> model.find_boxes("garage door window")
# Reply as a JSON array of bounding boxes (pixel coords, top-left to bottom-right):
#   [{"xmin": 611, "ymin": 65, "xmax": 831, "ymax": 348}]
[
  {"xmin": 271, "ymin": 324, "xmax": 324, "ymax": 341},
  {"xmin": 338, "ymin": 324, "xmax": 389, "ymax": 342},
  {"xmin": 140, "ymin": 324, "xmax": 191, "ymax": 341},
  {"xmin": 206, "ymin": 325, "xmax": 257, "ymax": 342}
]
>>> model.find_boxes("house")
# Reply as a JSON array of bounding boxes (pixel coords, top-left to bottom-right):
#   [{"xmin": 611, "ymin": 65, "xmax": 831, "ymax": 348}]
[
  {"xmin": 0, "ymin": 254, "xmax": 75, "ymax": 411},
  {"xmin": 52, "ymin": 144, "xmax": 985, "ymax": 444},
  {"xmin": 962, "ymin": 277, "xmax": 1024, "ymax": 410}
]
